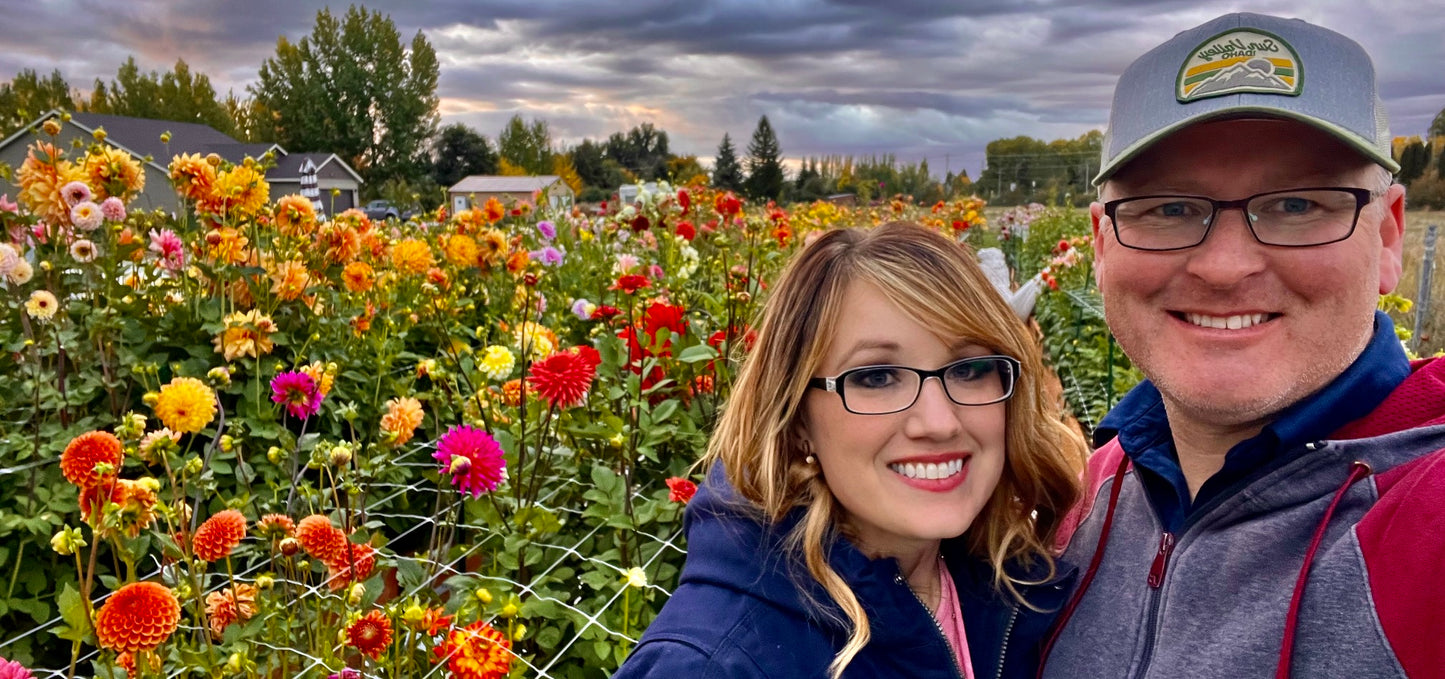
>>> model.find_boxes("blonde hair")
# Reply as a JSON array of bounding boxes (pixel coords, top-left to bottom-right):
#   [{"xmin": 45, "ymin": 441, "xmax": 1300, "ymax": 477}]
[{"xmin": 703, "ymin": 221, "xmax": 1087, "ymax": 677}]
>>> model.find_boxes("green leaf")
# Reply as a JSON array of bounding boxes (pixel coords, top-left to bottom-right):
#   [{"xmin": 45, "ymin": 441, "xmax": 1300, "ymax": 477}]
[
  {"xmin": 649, "ymin": 400, "xmax": 678, "ymax": 425},
  {"xmin": 55, "ymin": 583, "xmax": 88, "ymax": 642},
  {"xmin": 396, "ymin": 557, "xmax": 426, "ymax": 592},
  {"xmin": 674, "ymin": 344, "xmax": 718, "ymax": 364}
]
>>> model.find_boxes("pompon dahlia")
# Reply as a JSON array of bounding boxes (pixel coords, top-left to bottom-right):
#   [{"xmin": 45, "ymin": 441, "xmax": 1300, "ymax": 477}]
[
  {"xmin": 193, "ymin": 509, "xmax": 246, "ymax": 562},
  {"xmin": 527, "ymin": 347, "xmax": 599, "ymax": 408},
  {"xmin": 296, "ymin": 514, "xmax": 346, "ymax": 563},
  {"xmin": 326, "ymin": 542, "xmax": 376, "ymax": 590},
  {"xmin": 433, "ymin": 426, "xmax": 507, "ymax": 498},
  {"xmin": 255, "ymin": 513, "xmax": 296, "ymax": 540},
  {"xmin": 95, "ymin": 581, "xmax": 181, "ymax": 652},
  {"xmin": 60, "ymin": 431, "xmax": 124, "ymax": 488},
  {"xmin": 79, "ymin": 478, "xmax": 159, "ymax": 537},
  {"xmin": 153, "ymin": 377, "xmax": 216, "ymax": 434},
  {"xmin": 346, "ymin": 609, "xmax": 393, "ymax": 660},
  {"xmin": 204, "ymin": 583, "xmax": 257, "ymax": 638},
  {"xmin": 432, "ymin": 620, "xmax": 513, "ymax": 679}
]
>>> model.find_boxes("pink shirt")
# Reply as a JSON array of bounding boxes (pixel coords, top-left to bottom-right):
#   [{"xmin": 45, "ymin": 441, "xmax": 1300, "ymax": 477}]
[{"xmin": 936, "ymin": 564, "xmax": 977, "ymax": 679}]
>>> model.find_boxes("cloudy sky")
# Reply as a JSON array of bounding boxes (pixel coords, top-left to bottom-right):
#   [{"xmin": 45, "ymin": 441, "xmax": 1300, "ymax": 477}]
[{"xmin": 2, "ymin": 0, "xmax": 1442, "ymax": 179}]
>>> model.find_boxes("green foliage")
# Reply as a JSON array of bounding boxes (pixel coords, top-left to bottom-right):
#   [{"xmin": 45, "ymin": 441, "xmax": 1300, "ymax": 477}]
[
  {"xmin": 252, "ymin": 4, "xmax": 440, "ymax": 187},
  {"xmin": 744, "ymin": 116, "xmax": 785, "ymax": 202},
  {"xmin": 430, "ymin": 122, "xmax": 498, "ymax": 189},
  {"xmin": 711, "ymin": 133, "xmax": 745, "ymax": 193},
  {"xmin": 0, "ymin": 68, "xmax": 76, "ymax": 138},
  {"xmin": 1397, "ymin": 139, "xmax": 1431, "ymax": 185},
  {"xmin": 86, "ymin": 57, "xmax": 236, "ymax": 136},
  {"xmin": 605, "ymin": 123, "xmax": 671, "ymax": 182},
  {"xmin": 976, "ymin": 131, "xmax": 1102, "ymax": 207},
  {"xmin": 498, "ymin": 114, "xmax": 555, "ymax": 175}
]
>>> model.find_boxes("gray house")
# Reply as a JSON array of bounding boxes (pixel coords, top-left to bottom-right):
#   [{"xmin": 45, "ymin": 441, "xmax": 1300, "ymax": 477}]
[{"xmin": 0, "ymin": 111, "xmax": 361, "ymax": 216}]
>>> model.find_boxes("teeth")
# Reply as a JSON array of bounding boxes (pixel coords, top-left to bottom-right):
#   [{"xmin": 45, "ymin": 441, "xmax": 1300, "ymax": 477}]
[
  {"xmin": 1185, "ymin": 313, "xmax": 1268, "ymax": 330},
  {"xmin": 889, "ymin": 459, "xmax": 965, "ymax": 480}
]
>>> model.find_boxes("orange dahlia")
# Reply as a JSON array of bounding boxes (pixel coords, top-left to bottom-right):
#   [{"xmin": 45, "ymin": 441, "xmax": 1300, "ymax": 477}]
[
  {"xmin": 342, "ymin": 261, "xmax": 375, "ymax": 293},
  {"xmin": 255, "ymin": 513, "xmax": 296, "ymax": 540},
  {"xmin": 379, "ymin": 397, "xmax": 424, "ymax": 447},
  {"xmin": 346, "ymin": 609, "xmax": 393, "ymax": 660},
  {"xmin": 95, "ymin": 582, "xmax": 181, "ymax": 652},
  {"xmin": 296, "ymin": 514, "xmax": 346, "ymax": 564},
  {"xmin": 267, "ymin": 259, "xmax": 311, "ymax": 301},
  {"xmin": 482, "ymin": 197, "xmax": 505, "ymax": 223},
  {"xmin": 326, "ymin": 541, "xmax": 376, "ymax": 590},
  {"xmin": 83, "ymin": 146, "xmax": 145, "ymax": 202},
  {"xmin": 193, "ymin": 509, "xmax": 246, "ymax": 562},
  {"xmin": 60, "ymin": 431, "xmax": 124, "ymax": 488},
  {"xmin": 390, "ymin": 238, "xmax": 434, "ymax": 275},
  {"xmin": 317, "ymin": 222, "xmax": 362, "ymax": 265},
  {"xmin": 168, "ymin": 153, "xmax": 216, "ymax": 202},
  {"xmin": 79, "ymin": 478, "xmax": 158, "ymax": 537},
  {"xmin": 204, "ymin": 583, "xmax": 257, "ymax": 638},
  {"xmin": 476, "ymin": 229, "xmax": 508, "ymax": 266},
  {"xmin": 433, "ymin": 620, "xmax": 513, "ymax": 679},
  {"xmin": 273, "ymin": 194, "xmax": 318, "ymax": 237}
]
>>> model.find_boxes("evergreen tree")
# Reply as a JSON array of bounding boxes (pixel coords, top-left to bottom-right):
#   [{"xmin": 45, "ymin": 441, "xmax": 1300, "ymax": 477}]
[
  {"xmin": 711, "ymin": 133, "xmax": 745, "ymax": 192},
  {"xmin": 430, "ymin": 123, "xmax": 497, "ymax": 189},
  {"xmin": 1397, "ymin": 139, "xmax": 1430, "ymax": 185},
  {"xmin": 0, "ymin": 68, "xmax": 76, "ymax": 137},
  {"xmin": 744, "ymin": 116, "xmax": 784, "ymax": 202},
  {"xmin": 1431, "ymin": 106, "xmax": 1445, "ymax": 140}
]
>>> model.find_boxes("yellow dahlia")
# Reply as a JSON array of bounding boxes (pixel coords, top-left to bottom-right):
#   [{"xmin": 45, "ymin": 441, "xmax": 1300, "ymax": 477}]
[
  {"xmin": 153, "ymin": 377, "xmax": 216, "ymax": 434},
  {"xmin": 17, "ymin": 142, "xmax": 86, "ymax": 226},
  {"xmin": 301, "ymin": 361, "xmax": 336, "ymax": 398},
  {"xmin": 390, "ymin": 239, "xmax": 434, "ymax": 276},
  {"xmin": 267, "ymin": 259, "xmax": 311, "ymax": 301},
  {"xmin": 168, "ymin": 153, "xmax": 216, "ymax": 202},
  {"xmin": 476, "ymin": 229, "xmax": 508, "ymax": 266},
  {"xmin": 444, "ymin": 234, "xmax": 480, "ymax": 268},
  {"xmin": 25, "ymin": 290, "xmax": 59, "ymax": 320},
  {"xmin": 213, "ymin": 309, "xmax": 277, "ymax": 361},
  {"xmin": 203, "ymin": 164, "xmax": 269, "ymax": 219},
  {"xmin": 478, "ymin": 346, "xmax": 515, "ymax": 381},
  {"xmin": 83, "ymin": 146, "xmax": 145, "ymax": 202},
  {"xmin": 204, "ymin": 227, "xmax": 250, "ymax": 266}
]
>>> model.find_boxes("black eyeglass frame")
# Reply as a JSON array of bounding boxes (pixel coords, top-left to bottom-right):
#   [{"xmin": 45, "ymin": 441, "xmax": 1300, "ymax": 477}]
[
  {"xmin": 1102, "ymin": 186, "xmax": 1377, "ymax": 252},
  {"xmin": 806, "ymin": 355, "xmax": 1022, "ymax": 416}
]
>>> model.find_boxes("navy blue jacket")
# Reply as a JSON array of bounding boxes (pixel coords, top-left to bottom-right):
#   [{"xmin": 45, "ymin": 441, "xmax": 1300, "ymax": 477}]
[{"xmin": 614, "ymin": 470, "xmax": 1074, "ymax": 679}]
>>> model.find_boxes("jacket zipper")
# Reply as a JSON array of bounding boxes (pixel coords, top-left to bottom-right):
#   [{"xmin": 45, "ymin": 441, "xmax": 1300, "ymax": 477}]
[
  {"xmin": 1132, "ymin": 531, "xmax": 1175, "ymax": 676},
  {"xmin": 896, "ymin": 566, "xmax": 965, "ymax": 679},
  {"xmin": 993, "ymin": 603, "xmax": 1020, "ymax": 679}
]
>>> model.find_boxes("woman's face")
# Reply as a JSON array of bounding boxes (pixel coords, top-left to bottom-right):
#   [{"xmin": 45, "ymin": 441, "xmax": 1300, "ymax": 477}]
[{"xmin": 800, "ymin": 280, "xmax": 1008, "ymax": 559}]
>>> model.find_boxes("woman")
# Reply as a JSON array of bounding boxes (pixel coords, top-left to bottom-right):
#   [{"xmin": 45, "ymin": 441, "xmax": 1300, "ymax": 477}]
[{"xmin": 614, "ymin": 221, "xmax": 1087, "ymax": 679}]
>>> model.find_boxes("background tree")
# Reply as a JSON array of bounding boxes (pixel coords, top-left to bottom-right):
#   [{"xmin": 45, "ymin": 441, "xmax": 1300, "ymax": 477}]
[
  {"xmin": 252, "ymin": 5, "xmax": 440, "ymax": 189},
  {"xmin": 430, "ymin": 123, "xmax": 497, "ymax": 189},
  {"xmin": 711, "ymin": 133, "xmax": 745, "ymax": 192},
  {"xmin": 1396, "ymin": 138, "xmax": 1431, "ymax": 185},
  {"xmin": 976, "ymin": 130, "xmax": 1102, "ymax": 206},
  {"xmin": 87, "ymin": 57, "xmax": 236, "ymax": 135},
  {"xmin": 605, "ymin": 123, "xmax": 671, "ymax": 181},
  {"xmin": 552, "ymin": 154, "xmax": 584, "ymax": 194},
  {"xmin": 497, "ymin": 115, "xmax": 553, "ymax": 175},
  {"xmin": 0, "ymin": 68, "xmax": 75, "ymax": 137},
  {"xmin": 223, "ymin": 93, "xmax": 271, "ymax": 143},
  {"xmin": 1430, "ymin": 106, "xmax": 1445, "ymax": 140},
  {"xmin": 666, "ymin": 155, "xmax": 708, "ymax": 185},
  {"xmin": 744, "ymin": 116, "xmax": 785, "ymax": 202}
]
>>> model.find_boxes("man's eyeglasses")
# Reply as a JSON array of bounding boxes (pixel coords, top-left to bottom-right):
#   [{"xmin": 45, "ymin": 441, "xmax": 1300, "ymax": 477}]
[
  {"xmin": 1102, "ymin": 187, "xmax": 1378, "ymax": 251},
  {"xmin": 807, "ymin": 355, "xmax": 1020, "ymax": 415}
]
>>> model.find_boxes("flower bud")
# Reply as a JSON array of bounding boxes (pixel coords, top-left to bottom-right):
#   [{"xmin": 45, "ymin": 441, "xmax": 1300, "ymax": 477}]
[
  {"xmin": 92, "ymin": 127, "xmax": 107, "ymax": 142},
  {"xmin": 142, "ymin": 392, "xmax": 159, "ymax": 407},
  {"xmin": 448, "ymin": 456, "xmax": 471, "ymax": 476},
  {"xmin": 474, "ymin": 588, "xmax": 493, "ymax": 604},
  {"xmin": 403, "ymin": 602, "xmax": 425, "ymax": 625},
  {"xmin": 267, "ymin": 446, "xmax": 286, "ymax": 465},
  {"xmin": 329, "ymin": 445, "xmax": 353, "ymax": 467},
  {"xmin": 184, "ymin": 457, "xmax": 203, "ymax": 475},
  {"xmin": 500, "ymin": 602, "xmax": 519, "ymax": 618},
  {"xmin": 347, "ymin": 582, "xmax": 366, "ymax": 606},
  {"xmin": 42, "ymin": 119, "xmax": 61, "ymax": 136},
  {"xmin": 160, "ymin": 131, "xmax": 172, "ymax": 144},
  {"xmin": 513, "ymin": 624, "xmax": 527, "ymax": 641},
  {"xmin": 224, "ymin": 652, "xmax": 242, "ymax": 674},
  {"xmin": 138, "ymin": 477, "xmax": 160, "ymax": 492},
  {"xmin": 255, "ymin": 574, "xmax": 275, "ymax": 590}
]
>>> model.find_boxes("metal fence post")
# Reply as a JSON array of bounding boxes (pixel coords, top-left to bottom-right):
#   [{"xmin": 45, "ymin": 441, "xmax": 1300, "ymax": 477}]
[{"xmin": 1415, "ymin": 224, "xmax": 1438, "ymax": 353}]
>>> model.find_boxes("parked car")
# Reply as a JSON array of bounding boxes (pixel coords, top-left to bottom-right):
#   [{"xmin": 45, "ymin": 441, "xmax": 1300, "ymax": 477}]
[{"xmin": 362, "ymin": 200, "xmax": 416, "ymax": 221}]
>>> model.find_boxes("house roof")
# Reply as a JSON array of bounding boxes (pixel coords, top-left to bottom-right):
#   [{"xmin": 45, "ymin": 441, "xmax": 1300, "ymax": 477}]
[
  {"xmin": 449, "ymin": 175, "xmax": 563, "ymax": 194},
  {"xmin": 269, "ymin": 152, "xmax": 364, "ymax": 184}
]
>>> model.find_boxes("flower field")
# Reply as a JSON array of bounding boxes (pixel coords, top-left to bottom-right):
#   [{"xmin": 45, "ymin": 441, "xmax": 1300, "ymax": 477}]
[{"xmin": 0, "ymin": 121, "xmax": 1119, "ymax": 678}]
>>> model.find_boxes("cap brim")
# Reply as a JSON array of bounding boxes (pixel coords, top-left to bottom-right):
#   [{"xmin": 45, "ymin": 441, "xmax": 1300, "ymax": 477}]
[{"xmin": 1092, "ymin": 107, "xmax": 1401, "ymax": 186}]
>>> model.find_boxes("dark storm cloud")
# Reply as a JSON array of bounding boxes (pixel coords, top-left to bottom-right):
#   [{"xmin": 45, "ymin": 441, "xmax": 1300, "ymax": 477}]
[{"xmin": 0, "ymin": 0, "xmax": 1440, "ymax": 177}]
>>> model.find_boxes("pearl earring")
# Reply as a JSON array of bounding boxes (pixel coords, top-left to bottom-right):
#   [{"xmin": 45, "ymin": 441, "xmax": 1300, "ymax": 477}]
[{"xmin": 802, "ymin": 441, "xmax": 815, "ymax": 465}]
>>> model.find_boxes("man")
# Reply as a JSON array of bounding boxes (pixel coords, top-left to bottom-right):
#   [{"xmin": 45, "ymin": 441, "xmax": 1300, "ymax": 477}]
[{"xmin": 1041, "ymin": 12, "xmax": 1445, "ymax": 679}]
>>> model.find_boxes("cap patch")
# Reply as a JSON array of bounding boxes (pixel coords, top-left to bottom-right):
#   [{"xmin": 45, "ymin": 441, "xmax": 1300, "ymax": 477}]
[{"xmin": 1177, "ymin": 29, "xmax": 1301, "ymax": 102}]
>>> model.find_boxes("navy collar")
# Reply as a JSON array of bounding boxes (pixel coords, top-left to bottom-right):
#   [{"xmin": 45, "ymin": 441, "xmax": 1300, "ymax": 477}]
[{"xmin": 1095, "ymin": 311, "xmax": 1412, "ymax": 531}]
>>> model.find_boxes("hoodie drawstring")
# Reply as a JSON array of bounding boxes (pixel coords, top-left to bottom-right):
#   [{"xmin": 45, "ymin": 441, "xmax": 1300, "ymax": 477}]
[
  {"xmin": 1036, "ymin": 454, "xmax": 1131, "ymax": 679},
  {"xmin": 1275, "ymin": 460, "xmax": 1373, "ymax": 679}
]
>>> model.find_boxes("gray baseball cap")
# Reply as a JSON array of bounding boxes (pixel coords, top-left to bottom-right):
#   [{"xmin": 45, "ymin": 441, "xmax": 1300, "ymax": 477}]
[{"xmin": 1094, "ymin": 12, "xmax": 1398, "ymax": 186}]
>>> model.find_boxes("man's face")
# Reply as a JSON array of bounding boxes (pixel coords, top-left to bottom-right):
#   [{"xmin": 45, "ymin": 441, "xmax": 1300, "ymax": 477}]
[{"xmin": 1092, "ymin": 119, "xmax": 1406, "ymax": 432}]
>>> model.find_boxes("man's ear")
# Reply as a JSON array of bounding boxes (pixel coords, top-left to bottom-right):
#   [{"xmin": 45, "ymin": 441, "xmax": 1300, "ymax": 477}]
[
  {"xmin": 1376, "ymin": 183, "xmax": 1407, "ymax": 294},
  {"xmin": 1091, "ymin": 201, "xmax": 1108, "ymax": 289}
]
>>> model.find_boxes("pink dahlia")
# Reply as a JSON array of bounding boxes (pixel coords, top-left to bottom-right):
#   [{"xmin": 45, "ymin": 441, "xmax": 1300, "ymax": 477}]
[
  {"xmin": 148, "ymin": 228, "xmax": 186, "ymax": 271},
  {"xmin": 100, "ymin": 196, "xmax": 126, "ymax": 222},
  {"xmin": 270, "ymin": 371, "xmax": 322, "ymax": 419},
  {"xmin": 0, "ymin": 657, "xmax": 33, "ymax": 679},
  {"xmin": 60, "ymin": 181, "xmax": 92, "ymax": 207},
  {"xmin": 433, "ymin": 425, "xmax": 507, "ymax": 498}
]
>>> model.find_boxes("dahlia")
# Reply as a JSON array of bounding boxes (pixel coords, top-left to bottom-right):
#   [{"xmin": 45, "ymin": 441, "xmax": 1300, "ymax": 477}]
[
  {"xmin": 70, "ymin": 201, "xmax": 102, "ymax": 231},
  {"xmin": 341, "ymin": 261, "xmax": 374, "ymax": 293},
  {"xmin": 147, "ymin": 228, "xmax": 187, "ymax": 272},
  {"xmin": 267, "ymin": 259, "xmax": 311, "ymax": 301},
  {"xmin": 60, "ymin": 180, "xmax": 92, "ymax": 206},
  {"xmin": 379, "ymin": 397, "xmax": 424, "ymax": 446},
  {"xmin": 273, "ymin": 194, "xmax": 318, "ymax": 237},
  {"xmin": 8, "ymin": 260, "xmax": 33, "ymax": 285},
  {"xmin": 203, "ymin": 164, "xmax": 269, "ymax": 218},
  {"xmin": 444, "ymin": 234, "xmax": 480, "ymax": 268},
  {"xmin": 478, "ymin": 345, "xmax": 515, "ymax": 381},
  {"xmin": 95, "ymin": 581, "xmax": 181, "ymax": 652},
  {"xmin": 204, "ymin": 583, "xmax": 257, "ymax": 638},
  {"xmin": 24, "ymin": 290, "xmax": 58, "ymax": 320},
  {"xmin": 346, "ymin": 609, "xmax": 393, "ymax": 660},
  {"xmin": 390, "ymin": 238, "xmax": 434, "ymax": 275},
  {"xmin": 301, "ymin": 361, "xmax": 336, "ymax": 398},
  {"xmin": 296, "ymin": 514, "xmax": 346, "ymax": 564},
  {"xmin": 512, "ymin": 321, "xmax": 557, "ymax": 361},
  {"xmin": 168, "ymin": 153, "xmax": 216, "ymax": 202},
  {"xmin": 482, "ymin": 197, "xmax": 505, "ymax": 223},
  {"xmin": 79, "ymin": 479, "xmax": 158, "ymax": 537},
  {"xmin": 500, "ymin": 379, "xmax": 525, "ymax": 407},
  {"xmin": 83, "ymin": 146, "xmax": 145, "ymax": 202},
  {"xmin": 476, "ymin": 228, "xmax": 508, "ymax": 265},
  {"xmin": 60, "ymin": 430, "xmax": 124, "ymax": 488},
  {"xmin": 666, "ymin": 477, "xmax": 698, "ymax": 504},
  {"xmin": 137, "ymin": 428, "xmax": 181, "ymax": 462},
  {"xmin": 270, "ymin": 371, "xmax": 322, "ymax": 420},
  {"xmin": 0, "ymin": 243, "xmax": 18, "ymax": 278},
  {"xmin": 527, "ymin": 348, "xmax": 597, "ymax": 409},
  {"xmin": 193, "ymin": 509, "xmax": 246, "ymax": 562},
  {"xmin": 203, "ymin": 227, "xmax": 250, "ymax": 266},
  {"xmin": 213, "ymin": 309, "xmax": 277, "ymax": 361},
  {"xmin": 69, "ymin": 238, "xmax": 98, "ymax": 263},
  {"xmin": 326, "ymin": 541, "xmax": 376, "ymax": 590},
  {"xmin": 504, "ymin": 249, "xmax": 529, "ymax": 274},
  {"xmin": 535, "ymin": 220, "xmax": 556, "ymax": 240},
  {"xmin": 255, "ymin": 513, "xmax": 296, "ymax": 540},
  {"xmin": 432, "ymin": 620, "xmax": 513, "ymax": 679},
  {"xmin": 17, "ymin": 142, "xmax": 86, "ymax": 225},
  {"xmin": 0, "ymin": 657, "xmax": 33, "ymax": 679},
  {"xmin": 318, "ymin": 222, "xmax": 362, "ymax": 264},
  {"xmin": 433, "ymin": 425, "xmax": 507, "ymax": 498},
  {"xmin": 100, "ymin": 196, "xmax": 126, "ymax": 222},
  {"xmin": 610, "ymin": 274, "xmax": 650, "ymax": 294},
  {"xmin": 153, "ymin": 377, "xmax": 216, "ymax": 434}
]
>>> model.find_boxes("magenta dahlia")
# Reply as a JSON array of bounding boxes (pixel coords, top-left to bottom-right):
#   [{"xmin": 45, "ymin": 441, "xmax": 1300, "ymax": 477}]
[{"xmin": 433, "ymin": 425, "xmax": 507, "ymax": 498}]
